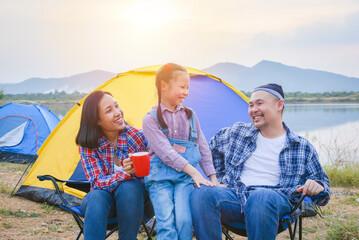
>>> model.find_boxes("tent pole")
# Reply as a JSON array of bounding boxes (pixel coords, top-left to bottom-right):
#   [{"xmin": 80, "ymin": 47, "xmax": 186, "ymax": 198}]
[{"xmin": 9, "ymin": 156, "xmax": 36, "ymax": 197}]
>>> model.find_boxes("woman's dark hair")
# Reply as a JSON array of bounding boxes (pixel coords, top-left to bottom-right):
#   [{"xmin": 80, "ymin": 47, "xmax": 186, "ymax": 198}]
[
  {"xmin": 75, "ymin": 91, "xmax": 113, "ymax": 149},
  {"xmin": 155, "ymin": 63, "xmax": 192, "ymax": 129}
]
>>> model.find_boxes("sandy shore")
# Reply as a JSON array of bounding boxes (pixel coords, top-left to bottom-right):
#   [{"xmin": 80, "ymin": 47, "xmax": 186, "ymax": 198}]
[{"xmin": 299, "ymin": 120, "xmax": 359, "ymax": 165}]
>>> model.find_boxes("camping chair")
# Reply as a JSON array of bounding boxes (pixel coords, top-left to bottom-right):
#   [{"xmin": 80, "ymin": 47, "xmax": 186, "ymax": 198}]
[
  {"xmin": 37, "ymin": 175, "xmax": 156, "ymax": 240},
  {"xmin": 222, "ymin": 191, "xmax": 329, "ymax": 240}
]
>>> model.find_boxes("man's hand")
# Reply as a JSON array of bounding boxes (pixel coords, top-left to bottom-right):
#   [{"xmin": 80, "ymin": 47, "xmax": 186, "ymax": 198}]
[
  {"xmin": 296, "ymin": 179, "xmax": 324, "ymax": 195},
  {"xmin": 122, "ymin": 155, "xmax": 135, "ymax": 176}
]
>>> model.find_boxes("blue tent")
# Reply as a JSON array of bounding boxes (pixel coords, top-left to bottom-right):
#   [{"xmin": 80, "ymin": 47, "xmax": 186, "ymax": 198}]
[
  {"xmin": 0, "ymin": 102, "xmax": 60, "ymax": 163},
  {"xmin": 17, "ymin": 65, "xmax": 252, "ymax": 207}
]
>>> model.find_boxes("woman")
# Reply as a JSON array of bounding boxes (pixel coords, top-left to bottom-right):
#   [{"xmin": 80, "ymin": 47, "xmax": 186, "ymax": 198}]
[{"xmin": 75, "ymin": 90, "xmax": 153, "ymax": 240}]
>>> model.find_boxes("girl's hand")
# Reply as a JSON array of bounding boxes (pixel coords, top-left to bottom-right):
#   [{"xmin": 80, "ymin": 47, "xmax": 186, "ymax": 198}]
[
  {"xmin": 192, "ymin": 174, "xmax": 215, "ymax": 188},
  {"xmin": 182, "ymin": 163, "xmax": 215, "ymax": 188},
  {"xmin": 209, "ymin": 174, "xmax": 226, "ymax": 188},
  {"xmin": 122, "ymin": 155, "xmax": 135, "ymax": 176}
]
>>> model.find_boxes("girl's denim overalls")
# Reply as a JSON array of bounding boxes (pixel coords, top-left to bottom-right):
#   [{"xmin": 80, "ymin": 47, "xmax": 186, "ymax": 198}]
[{"xmin": 144, "ymin": 109, "xmax": 201, "ymax": 240}]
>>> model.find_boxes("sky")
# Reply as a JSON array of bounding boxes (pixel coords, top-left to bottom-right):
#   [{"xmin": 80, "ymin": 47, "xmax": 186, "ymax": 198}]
[{"xmin": 1, "ymin": 0, "xmax": 359, "ymax": 83}]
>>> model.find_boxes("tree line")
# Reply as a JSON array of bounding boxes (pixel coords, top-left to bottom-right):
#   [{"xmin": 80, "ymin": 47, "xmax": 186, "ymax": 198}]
[
  {"xmin": 242, "ymin": 91, "xmax": 359, "ymax": 103},
  {"xmin": 1, "ymin": 90, "xmax": 359, "ymax": 103},
  {"xmin": 1, "ymin": 91, "xmax": 87, "ymax": 102}
]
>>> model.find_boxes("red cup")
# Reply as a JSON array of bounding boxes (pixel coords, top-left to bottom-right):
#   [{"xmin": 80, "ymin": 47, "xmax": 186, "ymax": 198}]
[{"xmin": 131, "ymin": 152, "xmax": 150, "ymax": 177}]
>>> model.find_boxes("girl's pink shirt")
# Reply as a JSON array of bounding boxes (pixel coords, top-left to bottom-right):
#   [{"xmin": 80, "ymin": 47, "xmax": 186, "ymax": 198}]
[{"xmin": 142, "ymin": 104, "xmax": 216, "ymax": 177}]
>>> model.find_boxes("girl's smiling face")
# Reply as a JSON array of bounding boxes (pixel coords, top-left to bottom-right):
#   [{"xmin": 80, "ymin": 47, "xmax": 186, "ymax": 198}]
[{"xmin": 161, "ymin": 71, "xmax": 190, "ymax": 111}]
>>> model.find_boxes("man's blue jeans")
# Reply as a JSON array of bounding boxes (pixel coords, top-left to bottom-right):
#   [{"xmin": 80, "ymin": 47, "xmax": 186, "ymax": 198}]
[
  {"xmin": 80, "ymin": 179, "xmax": 153, "ymax": 240},
  {"xmin": 190, "ymin": 186, "xmax": 292, "ymax": 240}
]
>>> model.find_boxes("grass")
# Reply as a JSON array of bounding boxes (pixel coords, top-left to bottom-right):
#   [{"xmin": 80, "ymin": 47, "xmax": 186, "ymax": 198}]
[
  {"xmin": 326, "ymin": 214, "xmax": 359, "ymax": 240},
  {"xmin": 0, "ymin": 162, "xmax": 28, "ymax": 172},
  {"xmin": 324, "ymin": 164, "xmax": 359, "ymax": 187},
  {"xmin": 2, "ymin": 222, "xmax": 15, "ymax": 229},
  {"xmin": 340, "ymin": 194, "xmax": 359, "ymax": 205},
  {"xmin": 40, "ymin": 203, "xmax": 59, "ymax": 213},
  {"xmin": 0, "ymin": 208, "xmax": 41, "ymax": 218},
  {"xmin": 1, "ymin": 131, "xmax": 358, "ymax": 239},
  {"xmin": 303, "ymin": 226, "xmax": 318, "ymax": 234},
  {"xmin": 0, "ymin": 182, "xmax": 12, "ymax": 194}
]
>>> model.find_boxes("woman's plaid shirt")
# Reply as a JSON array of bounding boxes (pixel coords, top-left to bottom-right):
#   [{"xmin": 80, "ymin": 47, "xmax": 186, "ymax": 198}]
[
  {"xmin": 210, "ymin": 122, "xmax": 330, "ymax": 207},
  {"xmin": 79, "ymin": 125, "xmax": 148, "ymax": 192}
]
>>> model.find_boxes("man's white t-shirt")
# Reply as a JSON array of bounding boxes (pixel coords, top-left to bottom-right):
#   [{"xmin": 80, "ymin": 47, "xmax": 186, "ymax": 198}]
[{"xmin": 240, "ymin": 132, "xmax": 286, "ymax": 186}]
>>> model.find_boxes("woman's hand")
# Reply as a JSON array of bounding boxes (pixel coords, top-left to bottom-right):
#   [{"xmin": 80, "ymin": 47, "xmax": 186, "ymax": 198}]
[
  {"xmin": 122, "ymin": 155, "xmax": 135, "ymax": 176},
  {"xmin": 182, "ymin": 164, "xmax": 215, "ymax": 188}
]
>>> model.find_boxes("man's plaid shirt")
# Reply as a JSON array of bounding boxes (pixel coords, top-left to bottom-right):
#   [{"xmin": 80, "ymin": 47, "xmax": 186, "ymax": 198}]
[
  {"xmin": 209, "ymin": 122, "xmax": 330, "ymax": 207},
  {"xmin": 79, "ymin": 125, "xmax": 148, "ymax": 192}
]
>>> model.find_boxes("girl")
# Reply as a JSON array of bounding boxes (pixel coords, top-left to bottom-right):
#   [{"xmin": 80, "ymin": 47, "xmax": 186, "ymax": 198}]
[
  {"xmin": 76, "ymin": 91, "xmax": 153, "ymax": 240},
  {"xmin": 143, "ymin": 63, "xmax": 220, "ymax": 240}
]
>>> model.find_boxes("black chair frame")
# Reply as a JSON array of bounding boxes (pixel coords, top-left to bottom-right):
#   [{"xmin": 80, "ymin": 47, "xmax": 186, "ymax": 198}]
[
  {"xmin": 38, "ymin": 174, "xmax": 156, "ymax": 240},
  {"xmin": 222, "ymin": 193, "xmax": 327, "ymax": 240}
]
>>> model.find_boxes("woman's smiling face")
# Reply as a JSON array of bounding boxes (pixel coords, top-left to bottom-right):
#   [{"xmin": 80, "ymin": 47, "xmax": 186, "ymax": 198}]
[{"xmin": 97, "ymin": 93, "xmax": 125, "ymax": 133}]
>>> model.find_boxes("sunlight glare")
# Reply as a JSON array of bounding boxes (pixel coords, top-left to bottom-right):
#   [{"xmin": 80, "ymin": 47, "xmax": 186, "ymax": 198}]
[{"xmin": 121, "ymin": 1, "xmax": 178, "ymax": 30}]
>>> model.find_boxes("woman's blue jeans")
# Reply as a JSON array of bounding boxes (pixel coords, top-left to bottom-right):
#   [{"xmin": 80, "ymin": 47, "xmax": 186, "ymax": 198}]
[
  {"xmin": 190, "ymin": 186, "xmax": 292, "ymax": 240},
  {"xmin": 80, "ymin": 179, "xmax": 153, "ymax": 240}
]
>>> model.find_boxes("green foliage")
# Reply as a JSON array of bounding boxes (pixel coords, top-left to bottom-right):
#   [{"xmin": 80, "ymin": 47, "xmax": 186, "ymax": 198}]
[
  {"xmin": 322, "ymin": 208, "xmax": 333, "ymax": 216},
  {"xmin": 0, "ymin": 182, "xmax": 11, "ymax": 194},
  {"xmin": 241, "ymin": 91, "xmax": 359, "ymax": 103},
  {"xmin": 2, "ymin": 222, "xmax": 14, "ymax": 229},
  {"xmin": 303, "ymin": 226, "xmax": 317, "ymax": 233},
  {"xmin": 40, "ymin": 203, "xmax": 58, "ymax": 213},
  {"xmin": 326, "ymin": 215, "xmax": 359, "ymax": 240},
  {"xmin": 340, "ymin": 193, "xmax": 359, "ymax": 205},
  {"xmin": 324, "ymin": 164, "xmax": 359, "ymax": 187},
  {"xmin": 0, "ymin": 162, "xmax": 28, "ymax": 172},
  {"xmin": 1, "ymin": 91, "xmax": 358, "ymax": 105},
  {"xmin": 1, "ymin": 91, "xmax": 86, "ymax": 103},
  {"xmin": 0, "ymin": 208, "xmax": 41, "ymax": 218}
]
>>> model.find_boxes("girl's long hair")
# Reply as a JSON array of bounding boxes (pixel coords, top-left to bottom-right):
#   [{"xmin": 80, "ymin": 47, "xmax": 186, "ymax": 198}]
[
  {"xmin": 75, "ymin": 91, "xmax": 112, "ymax": 149},
  {"xmin": 155, "ymin": 63, "xmax": 192, "ymax": 129}
]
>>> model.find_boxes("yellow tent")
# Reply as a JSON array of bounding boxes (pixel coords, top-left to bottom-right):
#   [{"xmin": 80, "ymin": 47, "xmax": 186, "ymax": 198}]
[{"xmin": 16, "ymin": 65, "xmax": 250, "ymax": 205}]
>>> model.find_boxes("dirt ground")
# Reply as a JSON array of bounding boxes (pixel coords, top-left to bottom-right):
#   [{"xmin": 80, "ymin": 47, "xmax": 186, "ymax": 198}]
[{"xmin": 0, "ymin": 162, "xmax": 358, "ymax": 240}]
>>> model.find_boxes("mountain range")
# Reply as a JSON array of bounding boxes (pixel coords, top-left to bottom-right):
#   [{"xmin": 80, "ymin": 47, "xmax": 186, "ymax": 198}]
[
  {"xmin": 0, "ymin": 70, "xmax": 117, "ymax": 94},
  {"xmin": 1, "ymin": 61, "xmax": 359, "ymax": 94},
  {"xmin": 203, "ymin": 60, "xmax": 359, "ymax": 93}
]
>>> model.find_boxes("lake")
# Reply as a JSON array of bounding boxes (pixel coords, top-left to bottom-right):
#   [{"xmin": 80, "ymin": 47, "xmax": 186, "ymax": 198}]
[
  {"xmin": 282, "ymin": 104, "xmax": 359, "ymax": 164},
  {"xmin": 283, "ymin": 103, "xmax": 359, "ymax": 132},
  {"xmin": 48, "ymin": 102, "xmax": 359, "ymax": 133},
  {"xmin": 45, "ymin": 102, "xmax": 359, "ymax": 164}
]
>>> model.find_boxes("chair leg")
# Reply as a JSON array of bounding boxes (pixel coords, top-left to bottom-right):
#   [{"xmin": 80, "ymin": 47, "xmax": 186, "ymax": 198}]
[
  {"xmin": 141, "ymin": 220, "xmax": 152, "ymax": 240},
  {"xmin": 222, "ymin": 227, "xmax": 233, "ymax": 240},
  {"xmin": 293, "ymin": 219, "xmax": 298, "ymax": 239},
  {"xmin": 286, "ymin": 220, "xmax": 294, "ymax": 240},
  {"xmin": 105, "ymin": 226, "xmax": 119, "ymax": 239},
  {"xmin": 149, "ymin": 218, "xmax": 156, "ymax": 237},
  {"xmin": 299, "ymin": 215, "xmax": 303, "ymax": 240},
  {"xmin": 75, "ymin": 229, "xmax": 83, "ymax": 240}
]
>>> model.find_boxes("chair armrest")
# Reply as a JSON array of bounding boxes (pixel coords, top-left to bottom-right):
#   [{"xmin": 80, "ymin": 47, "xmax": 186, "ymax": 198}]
[
  {"xmin": 37, "ymin": 175, "xmax": 90, "ymax": 206},
  {"xmin": 38, "ymin": 174, "xmax": 89, "ymax": 185},
  {"xmin": 287, "ymin": 191, "xmax": 330, "ymax": 218},
  {"xmin": 287, "ymin": 194, "xmax": 307, "ymax": 216},
  {"xmin": 307, "ymin": 191, "xmax": 329, "ymax": 200}
]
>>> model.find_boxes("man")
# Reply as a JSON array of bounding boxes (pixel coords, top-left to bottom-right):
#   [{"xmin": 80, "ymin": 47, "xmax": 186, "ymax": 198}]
[{"xmin": 190, "ymin": 83, "xmax": 330, "ymax": 240}]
